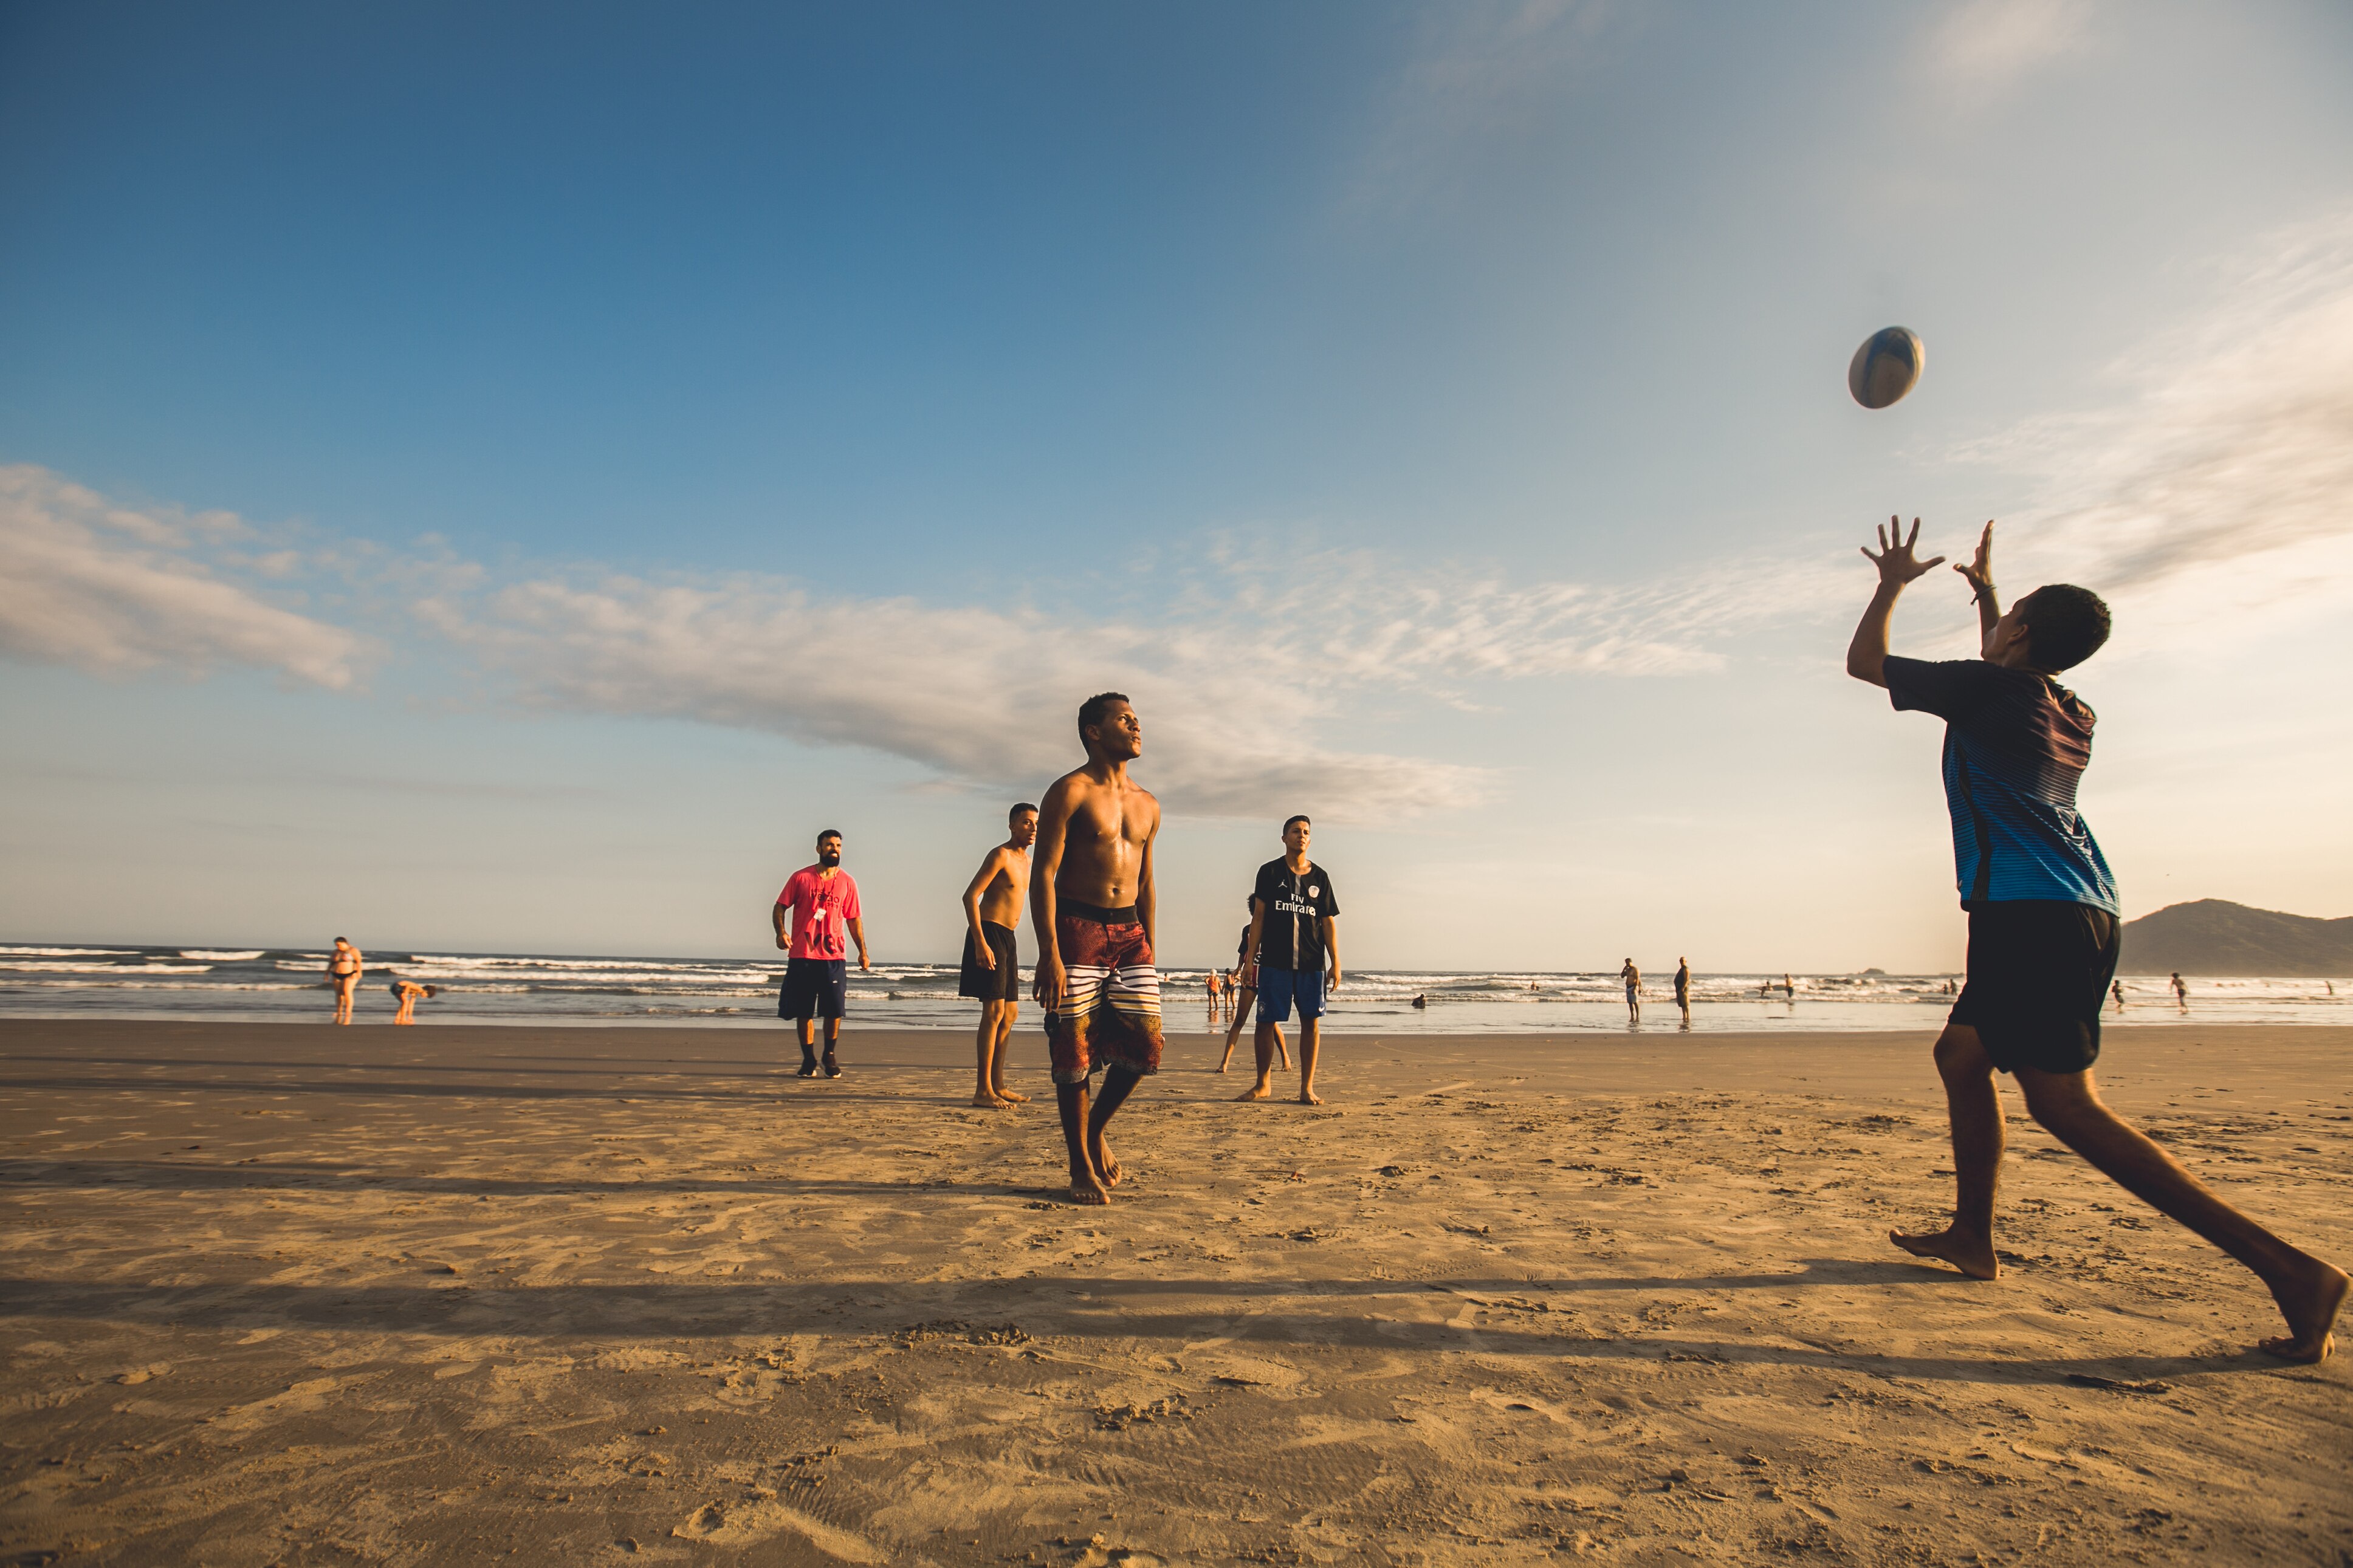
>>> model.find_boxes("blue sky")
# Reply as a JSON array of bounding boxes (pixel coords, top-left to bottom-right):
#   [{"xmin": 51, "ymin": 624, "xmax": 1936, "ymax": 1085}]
[{"xmin": 4, "ymin": 1, "xmax": 2351, "ymax": 971}]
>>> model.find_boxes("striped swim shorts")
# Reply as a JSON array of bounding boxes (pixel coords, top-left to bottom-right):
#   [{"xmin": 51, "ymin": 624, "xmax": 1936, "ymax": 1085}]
[{"xmin": 1044, "ymin": 901, "xmax": 1164, "ymax": 1084}]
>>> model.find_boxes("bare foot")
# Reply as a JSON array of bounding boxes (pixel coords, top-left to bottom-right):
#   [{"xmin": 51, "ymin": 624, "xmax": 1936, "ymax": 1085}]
[
  {"xmin": 1235, "ymin": 1080, "xmax": 1273, "ymax": 1101},
  {"xmin": 1088, "ymin": 1131, "xmax": 1121, "ymax": 1187},
  {"xmin": 971, "ymin": 1091, "xmax": 1009, "ymax": 1109},
  {"xmin": 2258, "ymin": 1258, "xmax": 2349, "ymax": 1363},
  {"xmin": 1889, "ymin": 1227, "xmax": 1999, "ymax": 1281},
  {"xmin": 1297, "ymin": 1087, "xmax": 1322, "ymax": 1106},
  {"xmin": 1068, "ymin": 1172, "xmax": 1111, "ymax": 1206},
  {"xmin": 994, "ymin": 1086, "xmax": 1029, "ymax": 1104}
]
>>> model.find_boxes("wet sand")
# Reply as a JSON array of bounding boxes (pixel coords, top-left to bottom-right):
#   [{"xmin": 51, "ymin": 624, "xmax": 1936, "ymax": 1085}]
[{"xmin": 3, "ymin": 1018, "xmax": 2349, "ymax": 1566}]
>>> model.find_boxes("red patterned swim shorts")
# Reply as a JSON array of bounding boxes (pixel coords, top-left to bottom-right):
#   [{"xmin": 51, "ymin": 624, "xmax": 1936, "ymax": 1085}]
[{"xmin": 1044, "ymin": 902, "xmax": 1164, "ymax": 1084}]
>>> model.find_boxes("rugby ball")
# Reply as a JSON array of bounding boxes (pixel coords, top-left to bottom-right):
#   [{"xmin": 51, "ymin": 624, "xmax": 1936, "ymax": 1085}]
[{"xmin": 1849, "ymin": 326, "xmax": 1925, "ymax": 409}]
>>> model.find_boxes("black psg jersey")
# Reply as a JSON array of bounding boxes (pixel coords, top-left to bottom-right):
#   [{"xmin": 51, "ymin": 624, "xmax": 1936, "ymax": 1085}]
[{"xmin": 1252, "ymin": 857, "xmax": 1340, "ymax": 970}]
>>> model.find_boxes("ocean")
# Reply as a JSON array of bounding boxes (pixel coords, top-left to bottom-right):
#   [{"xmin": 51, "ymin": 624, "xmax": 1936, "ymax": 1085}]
[{"xmin": 2, "ymin": 944, "xmax": 2345, "ymax": 1032}]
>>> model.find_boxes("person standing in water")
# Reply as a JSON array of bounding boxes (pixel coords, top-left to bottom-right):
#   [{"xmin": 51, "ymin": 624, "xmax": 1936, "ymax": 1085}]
[
  {"xmin": 958, "ymin": 803, "xmax": 1039, "ymax": 1108},
  {"xmin": 2171, "ymin": 972, "xmax": 2190, "ymax": 1010},
  {"xmin": 1620, "ymin": 959, "xmax": 1642, "ymax": 1024},
  {"xmin": 1674, "ymin": 957, "xmax": 1692, "ymax": 1027},
  {"xmin": 1236, "ymin": 815, "xmax": 1341, "ymax": 1106},
  {"xmin": 1032, "ymin": 693, "xmax": 1164, "ymax": 1205},
  {"xmin": 326, "ymin": 938, "xmax": 363, "ymax": 1025},
  {"xmin": 1849, "ymin": 514, "xmax": 2344, "ymax": 1361},
  {"xmin": 774, "ymin": 829, "xmax": 870, "ymax": 1080},
  {"xmin": 2111, "ymin": 979, "xmax": 2126, "ymax": 1013}
]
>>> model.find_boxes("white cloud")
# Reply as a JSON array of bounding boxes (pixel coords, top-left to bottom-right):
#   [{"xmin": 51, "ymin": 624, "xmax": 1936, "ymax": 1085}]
[
  {"xmin": 1923, "ymin": 0, "xmax": 2096, "ymax": 92},
  {"xmin": 415, "ymin": 569, "xmax": 1491, "ymax": 823},
  {"xmin": 1943, "ymin": 211, "xmax": 2353, "ymax": 630},
  {"xmin": 0, "ymin": 466, "xmax": 363, "ymax": 689},
  {"xmin": 413, "ymin": 541, "xmax": 1799, "ymax": 823}
]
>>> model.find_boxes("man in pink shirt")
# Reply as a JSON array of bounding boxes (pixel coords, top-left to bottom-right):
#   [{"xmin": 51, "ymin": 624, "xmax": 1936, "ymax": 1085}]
[{"xmin": 773, "ymin": 829, "xmax": 870, "ymax": 1078}]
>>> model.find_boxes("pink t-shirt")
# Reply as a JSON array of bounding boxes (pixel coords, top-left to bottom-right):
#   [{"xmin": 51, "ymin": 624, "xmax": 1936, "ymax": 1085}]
[{"xmin": 777, "ymin": 866, "xmax": 860, "ymax": 961}]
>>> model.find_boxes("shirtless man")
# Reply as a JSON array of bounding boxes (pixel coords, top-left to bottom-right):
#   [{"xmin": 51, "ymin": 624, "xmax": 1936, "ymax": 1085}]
[
  {"xmin": 1674, "ymin": 957, "xmax": 1692, "ymax": 1027},
  {"xmin": 1620, "ymin": 959, "xmax": 1641, "ymax": 1024},
  {"xmin": 1850, "ymin": 515, "xmax": 2345, "ymax": 1361},
  {"xmin": 1032, "ymin": 694, "xmax": 1164, "ymax": 1205},
  {"xmin": 2171, "ymin": 971, "xmax": 2190, "ymax": 1010},
  {"xmin": 326, "ymin": 937, "xmax": 363, "ymax": 1025},
  {"xmin": 959, "ymin": 802, "xmax": 1039, "ymax": 1108}
]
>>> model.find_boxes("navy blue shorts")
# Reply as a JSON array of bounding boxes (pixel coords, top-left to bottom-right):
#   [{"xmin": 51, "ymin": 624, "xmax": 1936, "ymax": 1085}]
[
  {"xmin": 1256, "ymin": 965, "xmax": 1325, "ymax": 1024},
  {"xmin": 780, "ymin": 956, "xmax": 847, "ymax": 1021}
]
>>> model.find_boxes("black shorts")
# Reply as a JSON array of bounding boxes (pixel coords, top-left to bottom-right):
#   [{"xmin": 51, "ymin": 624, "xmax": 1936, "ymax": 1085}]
[
  {"xmin": 958, "ymin": 921, "xmax": 1020, "ymax": 1002},
  {"xmin": 779, "ymin": 956, "xmax": 847, "ymax": 1021},
  {"xmin": 1948, "ymin": 901, "xmax": 2119, "ymax": 1075}
]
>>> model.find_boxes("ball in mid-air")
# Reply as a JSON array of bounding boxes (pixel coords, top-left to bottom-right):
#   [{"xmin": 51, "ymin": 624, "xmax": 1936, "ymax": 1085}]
[{"xmin": 1848, "ymin": 326, "xmax": 1925, "ymax": 409}]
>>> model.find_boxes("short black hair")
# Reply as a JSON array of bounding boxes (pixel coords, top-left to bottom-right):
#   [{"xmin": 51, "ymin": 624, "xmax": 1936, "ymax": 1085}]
[
  {"xmin": 1283, "ymin": 814, "xmax": 1311, "ymax": 833},
  {"xmin": 2019, "ymin": 584, "xmax": 2112, "ymax": 671},
  {"xmin": 1077, "ymin": 691, "xmax": 1130, "ymax": 741},
  {"xmin": 1010, "ymin": 801, "xmax": 1038, "ymax": 821},
  {"xmin": 816, "ymin": 828, "xmax": 842, "ymax": 843}
]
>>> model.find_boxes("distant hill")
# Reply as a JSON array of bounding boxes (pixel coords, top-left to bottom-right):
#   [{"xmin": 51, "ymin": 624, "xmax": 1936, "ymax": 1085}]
[{"xmin": 2118, "ymin": 900, "xmax": 2353, "ymax": 976}]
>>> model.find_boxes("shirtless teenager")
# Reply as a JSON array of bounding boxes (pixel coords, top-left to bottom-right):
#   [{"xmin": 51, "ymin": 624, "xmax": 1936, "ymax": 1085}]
[
  {"xmin": 959, "ymin": 803, "xmax": 1039, "ymax": 1108},
  {"xmin": 1850, "ymin": 515, "xmax": 2346, "ymax": 1361},
  {"xmin": 1032, "ymin": 694, "xmax": 1164, "ymax": 1205},
  {"xmin": 326, "ymin": 938, "xmax": 363, "ymax": 1025},
  {"xmin": 1620, "ymin": 959, "xmax": 1641, "ymax": 1024}
]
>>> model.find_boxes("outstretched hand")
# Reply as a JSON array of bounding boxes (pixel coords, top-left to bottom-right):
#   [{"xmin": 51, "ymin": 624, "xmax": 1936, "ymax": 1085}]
[
  {"xmin": 1954, "ymin": 519, "xmax": 1994, "ymax": 597},
  {"xmin": 1860, "ymin": 516, "xmax": 1945, "ymax": 587}
]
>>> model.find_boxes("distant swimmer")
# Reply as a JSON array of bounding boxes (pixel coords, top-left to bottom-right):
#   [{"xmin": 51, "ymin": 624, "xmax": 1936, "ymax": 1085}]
[
  {"xmin": 1412, "ymin": 993, "xmax": 1428, "ymax": 1009},
  {"xmin": 326, "ymin": 938, "xmax": 362, "ymax": 1025},
  {"xmin": 1675, "ymin": 957, "xmax": 1692, "ymax": 1027},
  {"xmin": 958, "ymin": 802, "xmax": 1039, "ymax": 1108},
  {"xmin": 388, "ymin": 979, "xmax": 438, "ymax": 1025},
  {"xmin": 1850, "ymin": 513, "xmax": 2344, "ymax": 1362},
  {"xmin": 1619, "ymin": 959, "xmax": 1641, "ymax": 1024},
  {"xmin": 2171, "ymin": 971, "xmax": 2189, "ymax": 1010},
  {"xmin": 774, "ymin": 829, "xmax": 870, "ymax": 1080},
  {"xmin": 1032, "ymin": 693, "xmax": 1164, "ymax": 1205},
  {"xmin": 2111, "ymin": 979, "xmax": 2126, "ymax": 1013},
  {"xmin": 1237, "ymin": 815, "xmax": 1341, "ymax": 1106}
]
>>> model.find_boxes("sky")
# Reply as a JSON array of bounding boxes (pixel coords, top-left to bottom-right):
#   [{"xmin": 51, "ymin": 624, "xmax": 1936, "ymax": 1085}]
[{"xmin": 3, "ymin": 0, "xmax": 2351, "ymax": 972}]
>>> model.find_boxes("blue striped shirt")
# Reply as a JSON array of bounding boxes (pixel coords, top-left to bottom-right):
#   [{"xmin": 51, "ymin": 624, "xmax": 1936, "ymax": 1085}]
[{"xmin": 1884, "ymin": 656, "xmax": 2119, "ymax": 914}]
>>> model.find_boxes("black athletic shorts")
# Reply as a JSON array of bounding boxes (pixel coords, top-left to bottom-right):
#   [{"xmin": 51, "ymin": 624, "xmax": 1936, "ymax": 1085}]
[
  {"xmin": 1948, "ymin": 900, "xmax": 2119, "ymax": 1075},
  {"xmin": 779, "ymin": 956, "xmax": 847, "ymax": 1021},
  {"xmin": 958, "ymin": 920, "xmax": 1020, "ymax": 1002}
]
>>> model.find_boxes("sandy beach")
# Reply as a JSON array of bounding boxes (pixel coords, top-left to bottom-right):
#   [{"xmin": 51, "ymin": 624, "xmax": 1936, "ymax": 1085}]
[{"xmin": 3, "ymin": 1018, "xmax": 2349, "ymax": 1566}]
